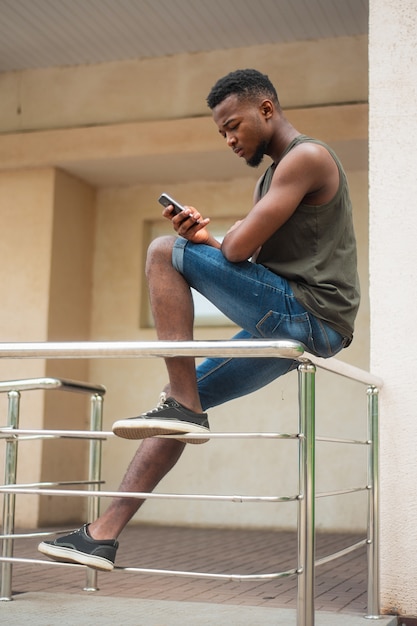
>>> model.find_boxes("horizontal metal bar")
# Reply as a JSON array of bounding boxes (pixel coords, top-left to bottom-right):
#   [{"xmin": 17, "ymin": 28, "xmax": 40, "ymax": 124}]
[
  {"xmin": 0, "ymin": 428, "xmax": 112, "ymax": 440},
  {"xmin": 0, "ymin": 480, "xmax": 103, "ymax": 490},
  {"xmin": 0, "ymin": 555, "xmax": 298, "ymax": 582},
  {"xmin": 0, "ymin": 435, "xmax": 62, "ymax": 442},
  {"xmin": 302, "ymin": 353, "xmax": 383, "ymax": 388},
  {"xmin": 0, "ymin": 341, "xmax": 383, "ymax": 388},
  {"xmin": 316, "ymin": 435, "xmax": 369, "ymax": 445},
  {"xmin": 316, "ymin": 486, "xmax": 368, "ymax": 498},
  {"xmin": 0, "ymin": 486, "xmax": 299, "ymax": 503},
  {"xmin": 0, "ymin": 529, "xmax": 75, "ymax": 540},
  {"xmin": 0, "ymin": 556, "xmax": 83, "ymax": 569},
  {"xmin": 0, "ymin": 428, "xmax": 369, "ymax": 446},
  {"xmin": 0, "ymin": 339, "xmax": 304, "ymax": 360},
  {"xmin": 113, "ymin": 565, "xmax": 299, "ymax": 582},
  {"xmin": 315, "ymin": 539, "xmax": 367, "ymax": 567},
  {"xmin": 0, "ymin": 427, "xmax": 299, "ymax": 441},
  {"xmin": 1, "ymin": 484, "xmax": 369, "ymax": 501},
  {"xmin": 0, "ymin": 377, "xmax": 105, "ymax": 395}
]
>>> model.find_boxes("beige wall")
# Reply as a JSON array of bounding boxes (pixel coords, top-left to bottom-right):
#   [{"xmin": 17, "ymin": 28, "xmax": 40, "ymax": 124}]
[
  {"xmin": 0, "ymin": 36, "xmax": 369, "ymax": 530},
  {"xmin": 369, "ymin": 0, "xmax": 417, "ymax": 616},
  {"xmin": 0, "ymin": 36, "xmax": 367, "ymax": 133}
]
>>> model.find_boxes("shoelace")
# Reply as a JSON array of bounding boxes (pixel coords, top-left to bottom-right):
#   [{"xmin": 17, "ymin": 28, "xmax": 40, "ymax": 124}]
[{"xmin": 146, "ymin": 392, "xmax": 169, "ymax": 414}]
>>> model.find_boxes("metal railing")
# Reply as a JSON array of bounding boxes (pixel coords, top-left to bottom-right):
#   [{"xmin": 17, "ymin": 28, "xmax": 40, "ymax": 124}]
[
  {"xmin": 0, "ymin": 376, "xmax": 106, "ymax": 598},
  {"xmin": 0, "ymin": 340, "xmax": 383, "ymax": 626}
]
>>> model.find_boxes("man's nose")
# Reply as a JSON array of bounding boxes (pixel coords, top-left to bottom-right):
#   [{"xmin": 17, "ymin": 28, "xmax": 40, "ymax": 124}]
[{"xmin": 226, "ymin": 133, "xmax": 236, "ymax": 147}]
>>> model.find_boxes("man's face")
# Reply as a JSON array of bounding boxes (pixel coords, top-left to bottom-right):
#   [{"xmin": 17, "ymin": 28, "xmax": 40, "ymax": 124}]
[{"xmin": 212, "ymin": 94, "xmax": 270, "ymax": 168}]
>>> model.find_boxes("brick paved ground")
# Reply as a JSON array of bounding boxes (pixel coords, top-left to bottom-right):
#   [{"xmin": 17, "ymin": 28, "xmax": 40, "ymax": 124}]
[{"xmin": 7, "ymin": 525, "xmax": 368, "ymax": 614}]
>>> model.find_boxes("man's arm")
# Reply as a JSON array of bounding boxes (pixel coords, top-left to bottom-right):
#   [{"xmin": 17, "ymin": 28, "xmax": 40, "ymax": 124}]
[{"xmin": 221, "ymin": 142, "xmax": 340, "ymax": 262}]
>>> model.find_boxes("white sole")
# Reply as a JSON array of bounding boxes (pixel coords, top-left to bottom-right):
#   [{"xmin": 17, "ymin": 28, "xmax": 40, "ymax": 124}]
[
  {"xmin": 112, "ymin": 418, "xmax": 210, "ymax": 444},
  {"xmin": 38, "ymin": 542, "xmax": 114, "ymax": 571}
]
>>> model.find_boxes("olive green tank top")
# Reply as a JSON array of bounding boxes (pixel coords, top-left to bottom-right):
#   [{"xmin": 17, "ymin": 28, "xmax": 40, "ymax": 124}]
[{"xmin": 255, "ymin": 135, "xmax": 360, "ymax": 341}]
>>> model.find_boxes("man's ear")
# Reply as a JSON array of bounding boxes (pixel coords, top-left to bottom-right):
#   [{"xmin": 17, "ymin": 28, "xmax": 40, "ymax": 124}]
[{"xmin": 260, "ymin": 99, "xmax": 274, "ymax": 119}]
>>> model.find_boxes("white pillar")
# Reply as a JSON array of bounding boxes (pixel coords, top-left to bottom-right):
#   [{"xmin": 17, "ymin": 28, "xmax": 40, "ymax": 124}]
[{"xmin": 369, "ymin": 0, "xmax": 417, "ymax": 616}]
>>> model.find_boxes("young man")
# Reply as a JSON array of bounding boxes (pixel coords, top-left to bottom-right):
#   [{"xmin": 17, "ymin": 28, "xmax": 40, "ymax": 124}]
[{"xmin": 38, "ymin": 69, "xmax": 360, "ymax": 570}]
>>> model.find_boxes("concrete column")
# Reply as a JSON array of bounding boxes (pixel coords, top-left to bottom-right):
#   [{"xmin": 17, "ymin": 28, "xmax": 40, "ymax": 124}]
[
  {"xmin": 0, "ymin": 168, "xmax": 55, "ymax": 526},
  {"xmin": 40, "ymin": 169, "xmax": 96, "ymax": 525},
  {"xmin": 369, "ymin": 0, "xmax": 417, "ymax": 616},
  {"xmin": 0, "ymin": 168, "xmax": 96, "ymax": 526}
]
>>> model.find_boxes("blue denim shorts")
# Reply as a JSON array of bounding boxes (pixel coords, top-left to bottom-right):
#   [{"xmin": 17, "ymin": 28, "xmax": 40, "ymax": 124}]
[{"xmin": 172, "ymin": 237, "xmax": 347, "ymax": 411}]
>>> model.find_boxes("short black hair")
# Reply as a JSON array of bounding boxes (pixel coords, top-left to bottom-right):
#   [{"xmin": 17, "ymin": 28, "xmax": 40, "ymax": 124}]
[{"xmin": 206, "ymin": 69, "xmax": 279, "ymax": 110}]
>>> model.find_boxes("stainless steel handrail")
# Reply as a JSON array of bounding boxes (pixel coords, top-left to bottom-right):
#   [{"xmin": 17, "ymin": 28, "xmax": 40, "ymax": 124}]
[
  {"xmin": 0, "ymin": 485, "xmax": 300, "ymax": 503},
  {"xmin": 0, "ymin": 377, "xmax": 106, "ymax": 394},
  {"xmin": 0, "ymin": 339, "xmax": 304, "ymax": 360},
  {"xmin": 0, "ymin": 377, "xmax": 106, "ymax": 601},
  {"xmin": 0, "ymin": 340, "xmax": 382, "ymax": 626}
]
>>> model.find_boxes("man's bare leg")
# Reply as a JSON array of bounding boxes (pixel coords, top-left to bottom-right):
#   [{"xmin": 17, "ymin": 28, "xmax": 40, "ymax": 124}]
[
  {"xmin": 88, "ymin": 437, "xmax": 185, "ymax": 539},
  {"xmin": 90, "ymin": 236, "xmax": 201, "ymax": 539},
  {"xmin": 145, "ymin": 235, "xmax": 203, "ymax": 413}
]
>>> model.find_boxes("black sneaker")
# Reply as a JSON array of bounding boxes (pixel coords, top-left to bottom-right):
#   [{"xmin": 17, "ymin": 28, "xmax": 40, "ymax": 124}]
[
  {"xmin": 38, "ymin": 524, "xmax": 118, "ymax": 571},
  {"xmin": 112, "ymin": 396, "xmax": 210, "ymax": 444}
]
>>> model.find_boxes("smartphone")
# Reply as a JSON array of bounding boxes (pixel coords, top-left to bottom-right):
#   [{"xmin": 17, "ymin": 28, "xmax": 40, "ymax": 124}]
[{"xmin": 158, "ymin": 192, "xmax": 186, "ymax": 215}]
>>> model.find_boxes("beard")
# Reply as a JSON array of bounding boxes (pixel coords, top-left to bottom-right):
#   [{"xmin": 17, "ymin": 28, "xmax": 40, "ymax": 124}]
[{"xmin": 246, "ymin": 139, "xmax": 269, "ymax": 168}]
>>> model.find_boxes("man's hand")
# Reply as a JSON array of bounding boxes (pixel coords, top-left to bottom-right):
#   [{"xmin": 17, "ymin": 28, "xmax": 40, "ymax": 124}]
[{"xmin": 162, "ymin": 204, "xmax": 220, "ymax": 248}]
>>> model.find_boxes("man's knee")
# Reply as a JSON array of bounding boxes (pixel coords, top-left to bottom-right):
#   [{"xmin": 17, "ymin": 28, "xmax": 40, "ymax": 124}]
[{"xmin": 146, "ymin": 235, "xmax": 176, "ymax": 275}]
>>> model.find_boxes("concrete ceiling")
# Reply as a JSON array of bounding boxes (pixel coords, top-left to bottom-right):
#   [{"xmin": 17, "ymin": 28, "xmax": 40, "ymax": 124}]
[
  {"xmin": 0, "ymin": 0, "xmax": 368, "ymax": 72},
  {"xmin": 0, "ymin": 0, "xmax": 369, "ymax": 186}
]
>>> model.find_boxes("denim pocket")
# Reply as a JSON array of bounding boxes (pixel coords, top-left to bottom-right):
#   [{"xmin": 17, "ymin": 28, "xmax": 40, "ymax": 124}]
[
  {"xmin": 308, "ymin": 316, "xmax": 347, "ymax": 357},
  {"xmin": 256, "ymin": 309, "xmax": 313, "ymax": 349}
]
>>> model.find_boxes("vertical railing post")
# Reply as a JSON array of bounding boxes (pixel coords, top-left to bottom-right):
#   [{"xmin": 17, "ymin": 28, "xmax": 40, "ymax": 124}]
[
  {"xmin": 0, "ymin": 390, "xmax": 20, "ymax": 601},
  {"xmin": 83, "ymin": 393, "xmax": 104, "ymax": 592},
  {"xmin": 297, "ymin": 361, "xmax": 316, "ymax": 626},
  {"xmin": 365, "ymin": 385, "xmax": 380, "ymax": 619}
]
